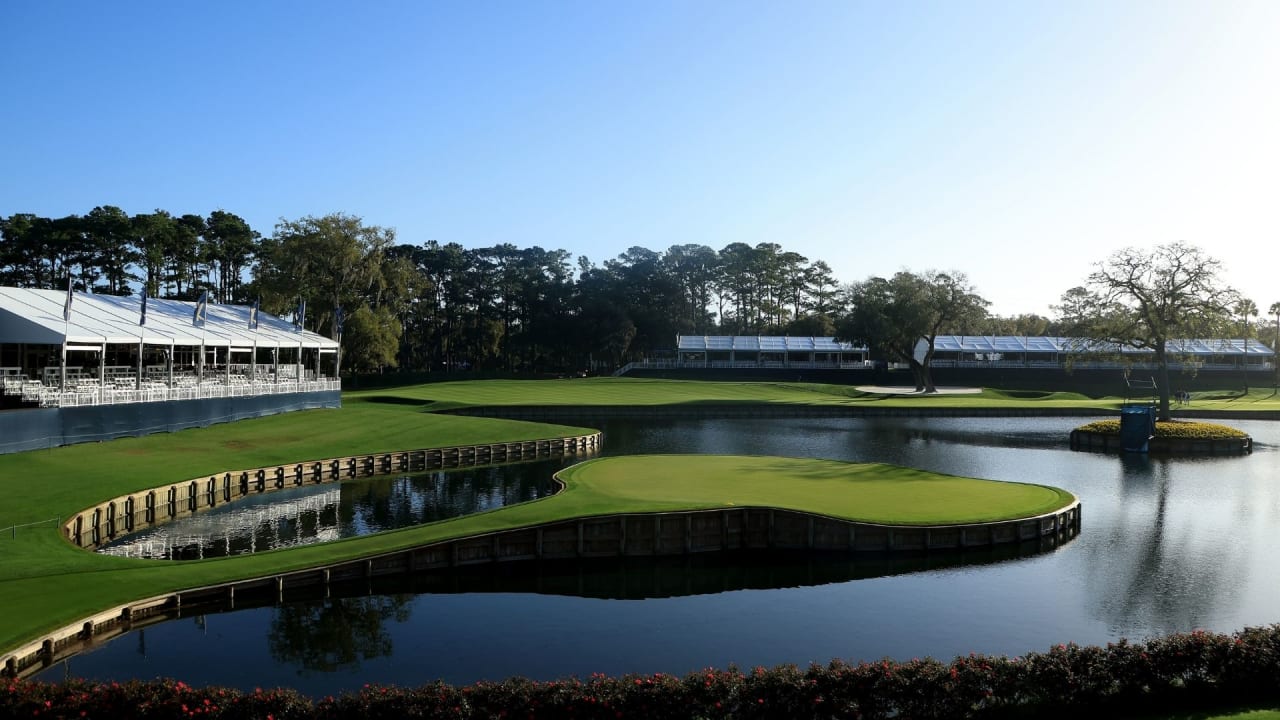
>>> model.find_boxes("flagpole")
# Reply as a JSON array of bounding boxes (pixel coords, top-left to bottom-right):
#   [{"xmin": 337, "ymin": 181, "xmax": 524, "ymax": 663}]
[
  {"xmin": 61, "ymin": 275, "xmax": 72, "ymax": 400},
  {"xmin": 250, "ymin": 299, "xmax": 258, "ymax": 387},
  {"xmin": 200, "ymin": 323, "xmax": 206, "ymax": 384},
  {"xmin": 137, "ymin": 288, "xmax": 146, "ymax": 391},
  {"xmin": 195, "ymin": 290, "xmax": 208, "ymax": 385},
  {"xmin": 61, "ymin": 315, "xmax": 68, "ymax": 399},
  {"xmin": 295, "ymin": 298, "xmax": 304, "ymax": 389},
  {"xmin": 334, "ymin": 306, "xmax": 343, "ymax": 381}
]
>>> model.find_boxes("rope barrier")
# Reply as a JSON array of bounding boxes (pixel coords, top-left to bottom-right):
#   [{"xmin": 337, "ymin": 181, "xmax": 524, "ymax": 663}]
[{"xmin": 2, "ymin": 518, "xmax": 60, "ymax": 540}]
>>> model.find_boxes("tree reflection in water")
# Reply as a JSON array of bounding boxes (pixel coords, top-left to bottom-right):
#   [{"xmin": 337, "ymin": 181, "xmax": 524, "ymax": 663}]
[
  {"xmin": 97, "ymin": 460, "xmax": 561, "ymax": 560},
  {"xmin": 258, "ymin": 542, "xmax": 1058, "ymax": 676},
  {"xmin": 1085, "ymin": 453, "xmax": 1243, "ymax": 636},
  {"xmin": 342, "ymin": 463, "xmax": 552, "ymax": 537},
  {"xmin": 267, "ymin": 595, "xmax": 413, "ymax": 673},
  {"xmin": 42, "ymin": 418, "xmax": 1280, "ymax": 693}
]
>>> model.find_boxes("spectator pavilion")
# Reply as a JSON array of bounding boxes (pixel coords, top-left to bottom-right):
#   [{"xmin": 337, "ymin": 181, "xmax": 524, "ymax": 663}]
[
  {"xmin": 0, "ymin": 287, "xmax": 340, "ymax": 453},
  {"xmin": 672, "ymin": 336, "xmax": 869, "ymax": 368},
  {"xmin": 924, "ymin": 335, "xmax": 1274, "ymax": 370},
  {"xmin": 618, "ymin": 334, "xmax": 1273, "ymax": 373}
]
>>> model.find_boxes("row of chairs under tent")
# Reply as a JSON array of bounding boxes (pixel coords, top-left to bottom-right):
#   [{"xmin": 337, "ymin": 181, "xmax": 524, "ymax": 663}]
[{"xmin": 0, "ymin": 368, "xmax": 332, "ymax": 409}]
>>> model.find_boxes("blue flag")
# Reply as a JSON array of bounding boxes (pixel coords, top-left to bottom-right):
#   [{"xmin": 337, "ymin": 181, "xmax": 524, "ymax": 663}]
[
  {"xmin": 139, "ymin": 288, "xmax": 148, "ymax": 326},
  {"xmin": 294, "ymin": 299, "xmax": 306, "ymax": 332},
  {"xmin": 193, "ymin": 290, "xmax": 208, "ymax": 326},
  {"xmin": 248, "ymin": 298, "xmax": 260, "ymax": 330}
]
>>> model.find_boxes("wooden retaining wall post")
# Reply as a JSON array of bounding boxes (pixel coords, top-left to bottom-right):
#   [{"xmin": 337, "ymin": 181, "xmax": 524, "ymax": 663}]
[{"xmin": 60, "ymin": 430, "xmax": 601, "ymax": 552}]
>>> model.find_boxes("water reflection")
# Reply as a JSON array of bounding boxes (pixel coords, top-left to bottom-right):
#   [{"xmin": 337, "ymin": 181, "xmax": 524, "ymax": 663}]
[
  {"xmin": 254, "ymin": 544, "xmax": 1052, "ymax": 674},
  {"xmin": 44, "ymin": 416, "xmax": 1280, "ymax": 694},
  {"xmin": 97, "ymin": 460, "xmax": 562, "ymax": 560},
  {"xmin": 268, "ymin": 595, "xmax": 413, "ymax": 674},
  {"xmin": 1086, "ymin": 454, "xmax": 1245, "ymax": 636}
]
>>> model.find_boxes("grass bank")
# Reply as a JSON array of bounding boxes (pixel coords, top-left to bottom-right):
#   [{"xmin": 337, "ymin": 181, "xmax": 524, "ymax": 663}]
[{"xmin": 0, "ymin": 397, "xmax": 596, "ymax": 652}]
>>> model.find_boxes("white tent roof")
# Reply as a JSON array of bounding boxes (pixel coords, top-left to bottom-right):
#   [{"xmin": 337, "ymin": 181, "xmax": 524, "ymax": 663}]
[
  {"xmin": 677, "ymin": 336, "xmax": 867, "ymax": 352},
  {"xmin": 0, "ymin": 287, "xmax": 338, "ymax": 349},
  {"xmin": 930, "ymin": 335, "xmax": 1274, "ymax": 357}
]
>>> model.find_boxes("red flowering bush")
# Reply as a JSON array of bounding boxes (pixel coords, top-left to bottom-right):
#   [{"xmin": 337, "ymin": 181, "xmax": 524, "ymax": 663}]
[{"xmin": 7, "ymin": 625, "xmax": 1280, "ymax": 719}]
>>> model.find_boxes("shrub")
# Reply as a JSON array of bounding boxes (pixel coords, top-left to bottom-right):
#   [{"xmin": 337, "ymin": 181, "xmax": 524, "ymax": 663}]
[
  {"xmin": 1075, "ymin": 419, "xmax": 1247, "ymax": 440},
  {"xmin": 7, "ymin": 626, "xmax": 1280, "ymax": 719}
]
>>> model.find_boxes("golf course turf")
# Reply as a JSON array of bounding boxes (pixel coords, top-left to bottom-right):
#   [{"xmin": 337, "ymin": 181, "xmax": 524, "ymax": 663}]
[
  {"xmin": 0, "ymin": 377, "xmax": 1268, "ymax": 672},
  {"xmin": 557, "ymin": 454, "xmax": 1074, "ymax": 525}
]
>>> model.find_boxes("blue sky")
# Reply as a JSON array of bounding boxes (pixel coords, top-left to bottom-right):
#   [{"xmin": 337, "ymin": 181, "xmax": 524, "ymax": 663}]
[{"xmin": 3, "ymin": 1, "xmax": 1277, "ymax": 316}]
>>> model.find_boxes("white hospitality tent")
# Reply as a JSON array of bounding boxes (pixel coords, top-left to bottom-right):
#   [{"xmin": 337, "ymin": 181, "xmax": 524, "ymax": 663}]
[
  {"xmin": 0, "ymin": 287, "xmax": 339, "ymax": 394},
  {"xmin": 926, "ymin": 335, "xmax": 1275, "ymax": 367},
  {"xmin": 675, "ymin": 336, "xmax": 868, "ymax": 366}
]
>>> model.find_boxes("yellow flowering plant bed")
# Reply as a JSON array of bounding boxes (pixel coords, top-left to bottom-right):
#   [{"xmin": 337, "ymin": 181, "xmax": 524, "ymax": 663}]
[{"xmin": 1075, "ymin": 419, "xmax": 1248, "ymax": 440}]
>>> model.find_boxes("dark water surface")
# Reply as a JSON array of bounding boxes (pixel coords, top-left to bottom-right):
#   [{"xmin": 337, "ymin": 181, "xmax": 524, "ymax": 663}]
[{"xmin": 43, "ymin": 416, "xmax": 1280, "ymax": 695}]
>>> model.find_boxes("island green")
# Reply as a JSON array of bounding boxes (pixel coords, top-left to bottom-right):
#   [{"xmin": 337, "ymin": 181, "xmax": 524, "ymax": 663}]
[
  {"xmin": 557, "ymin": 454, "xmax": 1072, "ymax": 525},
  {"xmin": 0, "ymin": 377, "xmax": 1268, "ymax": 661}
]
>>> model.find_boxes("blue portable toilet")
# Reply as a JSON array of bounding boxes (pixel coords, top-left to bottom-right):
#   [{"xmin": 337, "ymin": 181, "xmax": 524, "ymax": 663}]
[{"xmin": 1119, "ymin": 404, "xmax": 1156, "ymax": 452}]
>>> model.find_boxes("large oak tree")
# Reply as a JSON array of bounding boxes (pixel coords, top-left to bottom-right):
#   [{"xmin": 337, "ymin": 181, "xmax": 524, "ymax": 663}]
[
  {"xmin": 1055, "ymin": 243, "xmax": 1237, "ymax": 419},
  {"xmin": 839, "ymin": 270, "xmax": 988, "ymax": 393}
]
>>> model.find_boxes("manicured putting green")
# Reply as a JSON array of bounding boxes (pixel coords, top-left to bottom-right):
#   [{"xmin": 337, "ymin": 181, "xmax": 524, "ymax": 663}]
[{"xmin": 556, "ymin": 455, "xmax": 1075, "ymax": 525}]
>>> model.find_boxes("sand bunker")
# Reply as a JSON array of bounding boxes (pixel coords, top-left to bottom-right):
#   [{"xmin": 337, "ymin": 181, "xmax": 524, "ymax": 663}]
[{"xmin": 855, "ymin": 385, "xmax": 983, "ymax": 395}]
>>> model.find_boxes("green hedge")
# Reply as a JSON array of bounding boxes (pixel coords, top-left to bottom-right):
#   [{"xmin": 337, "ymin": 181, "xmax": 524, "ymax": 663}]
[{"xmin": 8, "ymin": 626, "xmax": 1280, "ymax": 719}]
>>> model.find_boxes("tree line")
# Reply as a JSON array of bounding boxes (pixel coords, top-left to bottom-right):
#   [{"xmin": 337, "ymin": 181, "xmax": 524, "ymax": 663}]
[
  {"xmin": 0, "ymin": 208, "xmax": 881, "ymax": 373},
  {"xmin": 2, "ymin": 209, "xmax": 1274, "ymax": 393}
]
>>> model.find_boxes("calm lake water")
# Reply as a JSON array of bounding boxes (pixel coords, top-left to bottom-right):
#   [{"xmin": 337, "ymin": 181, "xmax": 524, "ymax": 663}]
[
  {"xmin": 42, "ymin": 415, "xmax": 1280, "ymax": 696},
  {"xmin": 97, "ymin": 460, "xmax": 562, "ymax": 559}
]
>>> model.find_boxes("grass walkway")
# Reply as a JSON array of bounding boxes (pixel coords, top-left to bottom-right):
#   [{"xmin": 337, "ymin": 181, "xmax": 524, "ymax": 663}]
[{"xmin": 0, "ymin": 377, "xmax": 1268, "ymax": 660}]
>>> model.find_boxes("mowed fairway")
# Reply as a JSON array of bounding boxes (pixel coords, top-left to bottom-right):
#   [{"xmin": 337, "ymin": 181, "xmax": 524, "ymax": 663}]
[
  {"xmin": 557, "ymin": 455, "xmax": 1075, "ymax": 525},
  {"xmin": 353, "ymin": 377, "xmax": 1114, "ymax": 410}
]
